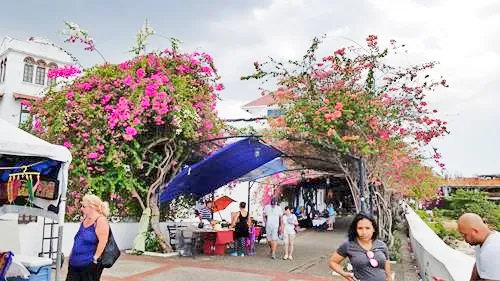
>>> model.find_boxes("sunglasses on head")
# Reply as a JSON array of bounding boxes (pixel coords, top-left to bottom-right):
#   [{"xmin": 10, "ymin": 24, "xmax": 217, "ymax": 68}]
[{"xmin": 366, "ymin": 250, "xmax": 378, "ymax": 267}]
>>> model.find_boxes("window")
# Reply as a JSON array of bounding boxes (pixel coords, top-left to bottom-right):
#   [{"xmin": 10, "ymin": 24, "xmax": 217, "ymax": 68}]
[
  {"xmin": 18, "ymin": 214, "xmax": 37, "ymax": 224},
  {"xmin": 47, "ymin": 63, "xmax": 57, "ymax": 86},
  {"xmin": 0, "ymin": 59, "xmax": 4, "ymax": 83},
  {"xmin": 35, "ymin": 66, "xmax": 46, "ymax": 85},
  {"xmin": 19, "ymin": 103, "xmax": 31, "ymax": 125},
  {"xmin": 23, "ymin": 57, "xmax": 35, "ymax": 83},
  {"xmin": 267, "ymin": 109, "xmax": 283, "ymax": 117},
  {"xmin": 1, "ymin": 58, "xmax": 6, "ymax": 82}
]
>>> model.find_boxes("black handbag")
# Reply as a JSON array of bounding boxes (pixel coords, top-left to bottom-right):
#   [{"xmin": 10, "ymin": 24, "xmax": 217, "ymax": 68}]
[{"xmin": 100, "ymin": 229, "xmax": 121, "ymax": 268}]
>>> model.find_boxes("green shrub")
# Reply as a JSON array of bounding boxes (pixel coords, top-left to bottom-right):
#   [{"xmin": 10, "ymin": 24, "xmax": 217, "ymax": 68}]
[
  {"xmin": 145, "ymin": 230, "xmax": 163, "ymax": 253},
  {"xmin": 443, "ymin": 190, "xmax": 500, "ymax": 230},
  {"xmin": 389, "ymin": 231, "xmax": 402, "ymax": 262}
]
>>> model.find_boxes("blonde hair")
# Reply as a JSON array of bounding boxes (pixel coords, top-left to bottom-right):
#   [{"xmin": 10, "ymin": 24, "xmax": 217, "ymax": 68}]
[{"xmin": 82, "ymin": 194, "xmax": 110, "ymax": 217}]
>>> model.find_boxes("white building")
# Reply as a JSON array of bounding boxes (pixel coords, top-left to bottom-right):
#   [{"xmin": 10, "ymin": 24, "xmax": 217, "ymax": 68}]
[
  {"xmin": 240, "ymin": 94, "xmax": 282, "ymax": 118},
  {"xmin": 0, "ymin": 36, "xmax": 73, "ymax": 126}
]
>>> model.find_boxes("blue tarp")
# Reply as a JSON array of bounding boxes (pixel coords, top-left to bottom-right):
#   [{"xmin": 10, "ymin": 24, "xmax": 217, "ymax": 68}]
[
  {"xmin": 160, "ymin": 137, "xmax": 282, "ymax": 202},
  {"xmin": 238, "ymin": 157, "xmax": 286, "ymax": 182}
]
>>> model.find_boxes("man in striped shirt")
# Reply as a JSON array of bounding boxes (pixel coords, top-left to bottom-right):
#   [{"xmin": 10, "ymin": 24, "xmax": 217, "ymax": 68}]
[{"xmin": 197, "ymin": 201, "xmax": 213, "ymax": 221}]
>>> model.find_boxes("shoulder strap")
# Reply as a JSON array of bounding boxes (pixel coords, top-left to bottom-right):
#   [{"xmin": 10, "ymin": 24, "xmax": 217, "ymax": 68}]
[{"xmin": 93, "ymin": 216, "xmax": 106, "ymax": 227}]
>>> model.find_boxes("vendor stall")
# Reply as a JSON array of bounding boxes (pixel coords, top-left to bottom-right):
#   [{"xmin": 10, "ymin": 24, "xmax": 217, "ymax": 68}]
[{"xmin": 0, "ymin": 118, "xmax": 72, "ymax": 281}]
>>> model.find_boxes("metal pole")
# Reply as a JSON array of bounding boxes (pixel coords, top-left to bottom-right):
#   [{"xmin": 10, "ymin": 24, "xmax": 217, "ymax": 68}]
[
  {"xmin": 55, "ymin": 225, "xmax": 63, "ymax": 281},
  {"xmin": 247, "ymin": 181, "xmax": 253, "ymax": 212}
]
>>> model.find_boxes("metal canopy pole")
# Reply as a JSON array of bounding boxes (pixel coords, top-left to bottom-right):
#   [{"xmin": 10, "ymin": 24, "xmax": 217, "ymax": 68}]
[{"xmin": 247, "ymin": 181, "xmax": 255, "ymax": 213}]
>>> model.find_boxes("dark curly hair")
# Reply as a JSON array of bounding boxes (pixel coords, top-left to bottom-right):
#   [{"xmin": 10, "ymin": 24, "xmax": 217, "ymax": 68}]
[{"xmin": 347, "ymin": 213, "xmax": 378, "ymax": 241}]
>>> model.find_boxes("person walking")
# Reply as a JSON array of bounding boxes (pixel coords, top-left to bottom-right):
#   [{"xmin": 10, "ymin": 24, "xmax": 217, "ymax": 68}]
[
  {"xmin": 66, "ymin": 194, "xmax": 110, "ymax": 281},
  {"xmin": 329, "ymin": 213, "xmax": 392, "ymax": 281},
  {"xmin": 282, "ymin": 206, "xmax": 298, "ymax": 260},
  {"xmin": 327, "ymin": 203, "xmax": 336, "ymax": 231},
  {"xmin": 231, "ymin": 202, "xmax": 250, "ymax": 256},
  {"xmin": 263, "ymin": 197, "xmax": 283, "ymax": 259}
]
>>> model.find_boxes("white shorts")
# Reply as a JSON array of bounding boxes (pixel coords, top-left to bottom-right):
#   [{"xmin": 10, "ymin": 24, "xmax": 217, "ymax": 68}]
[{"xmin": 266, "ymin": 225, "xmax": 279, "ymax": 241}]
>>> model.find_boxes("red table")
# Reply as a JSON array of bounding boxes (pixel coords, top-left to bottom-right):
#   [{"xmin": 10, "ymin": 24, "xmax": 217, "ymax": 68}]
[{"xmin": 203, "ymin": 230, "xmax": 234, "ymax": 255}]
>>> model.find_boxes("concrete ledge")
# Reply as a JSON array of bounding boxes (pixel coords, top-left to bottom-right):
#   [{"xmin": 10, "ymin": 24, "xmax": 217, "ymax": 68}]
[{"xmin": 125, "ymin": 249, "xmax": 179, "ymax": 258}]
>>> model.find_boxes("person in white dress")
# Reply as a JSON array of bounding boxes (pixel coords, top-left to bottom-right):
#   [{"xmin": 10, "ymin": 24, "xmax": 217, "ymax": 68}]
[{"xmin": 282, "ymin": 206, "xmax": 298, "ymax": 260}]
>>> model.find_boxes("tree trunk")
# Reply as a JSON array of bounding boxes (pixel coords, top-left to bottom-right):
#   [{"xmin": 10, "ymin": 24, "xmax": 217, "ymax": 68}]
[{"xmin": 149, "ymin": 194, "xmax": 173, "ymax": 253}]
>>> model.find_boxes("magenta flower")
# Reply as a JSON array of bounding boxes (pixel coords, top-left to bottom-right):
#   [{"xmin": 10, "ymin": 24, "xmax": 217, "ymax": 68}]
[
  {"xmin": 140, "ymin": 98, "xmax": 150, "ymax": 109},
  {"xmin": 123, "ymin": 75, "xmax": 133, "ymax": 87},
  {"xmin": 201, "ymin": 66, "xmax": 212, "ymax": 75},
  {"xmin": 66, "ymin": 91, "xmax": 75, "ymax": 99},
  {"xmin": 20, "ymin": 100, "xmax": 32, "ymax": 107},
  {"xmin": 215, "ymin": 83, "xmax": 224, "ymax": 91},
  {"xmin": 136, "ymin": 68, "xmax": 146, "ymax": 79},
  {"xmin": 101, "ymin": 94, "xmax": 112, "ymax": 105},
  {"xmin": 87, "ymin": 152, "xmax": 99, "ymax": 159},
  {"xmin": 34, "ymin": 119, "xmax": 42, "ymax": 130},
  {"xmin": 125, "ymin": 126, "xmax": 137, "ymax": 136},
  {"xmin": 47, "ymin": 65, "xmax": 81, "ymax": 79},
  {"xmin": 63, "ymin": 141, "xmax": 72, "ymax": 149},
  {"xmin": 176, "ymin": 64, "xmax": 191, "ymax": 74}
]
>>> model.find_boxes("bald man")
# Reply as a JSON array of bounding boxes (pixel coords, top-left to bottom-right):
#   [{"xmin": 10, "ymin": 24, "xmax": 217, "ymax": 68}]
[{"xmin": 457, "ymin": 213, "xmax": 500, "ymax": 281}]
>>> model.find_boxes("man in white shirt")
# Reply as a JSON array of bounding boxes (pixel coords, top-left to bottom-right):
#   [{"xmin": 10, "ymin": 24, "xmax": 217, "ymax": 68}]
[
  {"xmin": 457, "ymin": 213, "xmax": 500, "ymax": 281},
  {"xmin": 263, "ymin": 198, "xmax": 283, "ymax": 259}
]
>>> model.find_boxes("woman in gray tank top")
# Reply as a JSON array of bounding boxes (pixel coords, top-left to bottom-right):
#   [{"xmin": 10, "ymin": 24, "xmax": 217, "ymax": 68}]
[{"xmin": 328, "ymin": 213, "xmax": 392, "ymax": 281}]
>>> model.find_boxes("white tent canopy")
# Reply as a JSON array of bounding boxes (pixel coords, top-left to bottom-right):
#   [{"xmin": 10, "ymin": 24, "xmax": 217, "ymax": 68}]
[
  {"xmin": 0, "ymin": 118, "xmax": 71, "ymax": 281},
  {"xmin": 0, "ymin": 118, "xmax": 71, "ymax": 162}
]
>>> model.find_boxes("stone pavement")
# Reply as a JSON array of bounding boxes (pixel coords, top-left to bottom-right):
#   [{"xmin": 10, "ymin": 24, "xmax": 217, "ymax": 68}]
[
  {"xmin": 103, "ymin": 217, "xmax": 352, "ymax": 281},
  {"xmin": 100, "ymin": 254, "xmax": 343, "ymax": 281},
  {"xmin": 55, "ymin": 216, "xmax": 419, "ymax": 280}
]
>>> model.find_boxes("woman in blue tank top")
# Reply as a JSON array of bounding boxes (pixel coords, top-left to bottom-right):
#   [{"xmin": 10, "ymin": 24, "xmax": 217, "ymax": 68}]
[{"xmin": 66, "ymin": 194, "xmax": 110, "ymax": 281}]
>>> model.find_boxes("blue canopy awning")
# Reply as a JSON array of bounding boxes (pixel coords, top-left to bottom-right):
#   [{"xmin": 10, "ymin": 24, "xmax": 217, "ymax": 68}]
[
  {"xmin": 238, "ymin": 157, "xmax": 286, "ymax": 182},
  {"xmin": 160, "ymin": 137, "xmax": 282, "ymax": 203}
]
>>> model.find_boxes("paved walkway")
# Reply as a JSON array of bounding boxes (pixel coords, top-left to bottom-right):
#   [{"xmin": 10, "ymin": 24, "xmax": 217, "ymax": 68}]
[
  {"xmin": 100, "ymin": 216, "xmax": 352, "ymax": 281},
  {"xmin": 56, "ymin": 216, "xmax": 419, "ymax": 280}
]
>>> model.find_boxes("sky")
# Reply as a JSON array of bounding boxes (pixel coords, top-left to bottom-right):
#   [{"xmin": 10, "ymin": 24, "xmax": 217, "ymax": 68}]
[{"xmin": 1, "ymin": 0, "xmax": 498, "ymax": 177}]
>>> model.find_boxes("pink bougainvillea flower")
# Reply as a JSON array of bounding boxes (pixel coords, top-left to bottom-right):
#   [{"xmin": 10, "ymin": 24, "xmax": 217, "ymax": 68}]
[
  {"xmin": 215, "ymin": 83, "xmax": 224, "ymax": 91},
  {"xmin": 66, "ymin": 91, "xmax": 75, "ymax": 99},
  {"xmin": 20, "ymin": 100, "xmax": 32, "ymax": 107},
  {"xmin": 77, "ymin": 82, "xmax": 93, "ymax": 91},
  {"xmin": 123, "ymin": 75, "xmax": 133, "ymax": 87},
  {"xmin": 136, "ymin": 68, "xmax": 146, "ymax": 79},
  {"xmin": 202, "ymin": 120, "xmax": 213, "ymax": 131},
  {"xmin": 47, "ymin": 65, "xmax": 81, "ymax": 79},
  {"xmin": 87, "ymin": 152, "xmax": 99, "ymax": 159},
  {"xmin": 176, "ymin": 64, "xmax": 191, "ymax": 74},
  {"xmin": 334, "ymin": 102, "xmax": 344, "ymax": 111},
  {"xmin": 140, "ymin": 98, "xmax": 150, "ymax": 109},
  {"xmin": 377, "ymin": 129, "xmax": 390, "ymax": 140},
  {"xmin": 33, "ymin": 119, "xmax": 42, "ymax": 130},
  {"xmin": 125, "ymin": 126, "xmax": 138, "ymax": 137},
  {"xmin": 63, "ymin": 141, "xmax": 72, "ymax": 149},
  {"xmin": 334, "ymin": 48, "xmax": 346, "ymax": 56},
  {"xmin": 201, "ymin": 66, "xmax": 212, "ymax": 75}
]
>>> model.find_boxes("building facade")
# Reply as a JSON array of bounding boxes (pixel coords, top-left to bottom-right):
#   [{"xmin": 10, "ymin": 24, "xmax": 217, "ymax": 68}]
[
  {"xmin": 0, "ymin": 36, "xmax": 72, "ymax": 126},
  {"xmin": 241, "ymin": 94, "xmax": 282, "ymax": 119}
]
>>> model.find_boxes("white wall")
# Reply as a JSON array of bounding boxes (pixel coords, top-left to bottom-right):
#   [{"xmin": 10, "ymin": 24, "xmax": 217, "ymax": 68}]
[
  {"xmin": 14, "ymin": 220, "xmax": 144, "ymax": 257},
  {"xmin": 242, "ymin": 105, "xmax": 280, "ymax": 119},
  {"xmin": 7, "ymin": 219, "xmax": 192, "ymax": 257},
  {"xmin": 214, "ymin": 182, "xmax": 265, "ymax": 222},
  {"xmin": 405, "ymin": 205, "xmax": 475, "ymax": 281}
]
